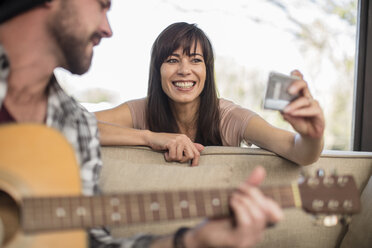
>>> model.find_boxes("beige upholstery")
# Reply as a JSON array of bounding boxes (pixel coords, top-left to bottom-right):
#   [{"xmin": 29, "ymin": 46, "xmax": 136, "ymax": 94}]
[
  {"xmin": 100, "ymin": 146, "xmax": 372, "ymax": 248},
  {"xmin": 341, "ymin": 175, "xmax": 372, "ymax": 248}
]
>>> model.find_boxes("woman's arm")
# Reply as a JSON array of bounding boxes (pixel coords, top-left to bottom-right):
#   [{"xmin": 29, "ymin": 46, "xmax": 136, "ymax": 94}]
[
  {"xmin": 244, "ymin": 116, "xmax": 323, "ymax": 165},
  {"xmin": 95, "ymin": 103, "xmax": 149, "ymax": 146},
  {"xmin": 244, "ymin": 71, "xmax": 324, "ymax": 165},
  {"xmin": 95, "ymin": 104, "xmax": 204, "ymax": 166}
]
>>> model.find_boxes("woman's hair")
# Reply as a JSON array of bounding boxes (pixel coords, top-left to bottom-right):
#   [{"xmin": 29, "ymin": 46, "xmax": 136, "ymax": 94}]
[{"xmin": 147, "ymin": 22, "xmax": 222, "ymax": 146}]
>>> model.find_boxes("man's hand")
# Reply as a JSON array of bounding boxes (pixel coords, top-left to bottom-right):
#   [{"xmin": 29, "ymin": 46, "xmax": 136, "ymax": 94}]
[{"xmin": 184, "ymin": 167, "xmax": 283, "ymax": 248}]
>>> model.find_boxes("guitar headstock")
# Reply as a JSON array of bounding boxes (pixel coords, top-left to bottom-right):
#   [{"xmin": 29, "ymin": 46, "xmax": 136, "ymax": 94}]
[{"xmin": 298, "ymin": 172, "xmax": 361, "ymax": 217}]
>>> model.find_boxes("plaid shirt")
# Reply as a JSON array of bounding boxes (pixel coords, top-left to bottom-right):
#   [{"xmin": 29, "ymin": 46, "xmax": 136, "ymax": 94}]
[{"xmin": 0, "ymin": 44, "xmax": 154, "ymax": 248}]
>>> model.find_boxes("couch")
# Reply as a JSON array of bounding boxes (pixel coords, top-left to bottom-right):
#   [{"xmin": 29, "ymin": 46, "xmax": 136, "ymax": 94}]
[{"xmin": 100, "ymin": 146, "xmax": 372, "ymax": 248}]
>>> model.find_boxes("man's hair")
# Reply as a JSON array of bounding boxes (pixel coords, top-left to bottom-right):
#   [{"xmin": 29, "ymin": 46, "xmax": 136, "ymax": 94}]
[
  {"xmin": 146, "ymin": 22, "xmax": 222, "ymax": 146},
  {"xmin": 0, "ymin": 0, "xmax": 49, "ymax": 23}
]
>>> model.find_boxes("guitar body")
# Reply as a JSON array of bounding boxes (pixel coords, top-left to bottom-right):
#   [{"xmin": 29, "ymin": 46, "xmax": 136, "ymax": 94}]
[{"xmin": 0, "ymin": 124, "xmax": 87, "ymax": 248}]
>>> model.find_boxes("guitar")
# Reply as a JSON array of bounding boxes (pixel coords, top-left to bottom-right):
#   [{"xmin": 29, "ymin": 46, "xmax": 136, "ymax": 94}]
[{"xmin": 0, "ymin": 124, "xmax": 361, "ymax": 248}]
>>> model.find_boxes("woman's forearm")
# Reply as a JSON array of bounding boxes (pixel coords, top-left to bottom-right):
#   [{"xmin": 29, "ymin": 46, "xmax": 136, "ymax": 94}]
[
  {"xmin": 291, "ymin": 133, "xmax": 324, "ymax": 165},
  {"xmin": 97, "ymin": 120, "xmax": 151, "ymax": 146}
]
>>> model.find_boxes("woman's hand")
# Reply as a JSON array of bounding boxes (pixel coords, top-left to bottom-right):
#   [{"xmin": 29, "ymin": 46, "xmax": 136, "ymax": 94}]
[
  {"xmin": 146, "ymin": 132, "xmax": 204, "ymax": 166},
  {"xmin": 282, "ymin": 70, "xmax": 325, "ymax": 139}
]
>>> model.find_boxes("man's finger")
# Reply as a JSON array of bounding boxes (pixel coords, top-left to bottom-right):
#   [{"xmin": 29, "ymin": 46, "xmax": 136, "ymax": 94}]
[{"xmin": 245, "ymin": 166, "xmax": 266, "ymax": 186}]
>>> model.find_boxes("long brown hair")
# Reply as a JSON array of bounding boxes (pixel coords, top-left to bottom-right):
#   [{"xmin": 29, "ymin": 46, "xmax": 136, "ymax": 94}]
[{"xmin": 147, "ymin": 22, "xmax": 222, "ymax": 146}]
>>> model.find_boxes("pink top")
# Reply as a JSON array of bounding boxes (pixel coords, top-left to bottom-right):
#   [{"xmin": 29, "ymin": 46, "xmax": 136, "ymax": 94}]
[{"xmin": 126, "ymin": 98, "xmax": 257, "ymax": 146}]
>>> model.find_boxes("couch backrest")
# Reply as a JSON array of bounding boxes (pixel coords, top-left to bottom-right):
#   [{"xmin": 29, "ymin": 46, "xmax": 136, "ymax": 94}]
[{"xmin": 100, "ymin": 146, "xmax": 372, "ymax": 248}]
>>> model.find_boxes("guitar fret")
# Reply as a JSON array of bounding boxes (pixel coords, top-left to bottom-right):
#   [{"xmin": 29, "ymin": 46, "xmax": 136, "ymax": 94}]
[
  {"xmin": 71, "ymin": 197, "xmax": 83, "ymax": 228},
  {"xmin": 102, "ymin": 196, "xmax": 117, "ymax": 226},
  {"xmin": 178, "ymin": 191, "xmax": 190, "ymax": 219},
  {"xmin": 52, "ymin": 196, "xmax": 72, "ymax": 230},
  {"xmin": 98, "ymin": 195, "xmax": 109, "ymax": 225},
  {"xmin": 129, "ymin": 194, "xmax": 141, "ymax": 223},
  {"xmin": 141, "ymin": 193, "xmax": 150, "ymax": 222},
  {"xmin": 77, "ymin": 197, "xmax": 87, "ymax": 228},
  {"xmin": 117, "ymin": 195, "xmax": 128, "ymax": 225},
  {"xmin": 30, "ymin": 197, "xmax": 50, "ymax": 231},
  {"xmin": 110, "ymin": 195, "xmax": 123, "ymax": 225},
  {"xmin": 187, "ymin": 190, "xmax": 198, "ymax": 218},
  {"xmin": 87, "ymin": 197, "xmax": 95, "ymax": 227},
  {"xmin": 79, "ymin": 197, "xmax": 94, "ymax": 228},
  {"xmin": 172, "ymin": 191, "xmax": 182, "ymax": 220},
  {"xmin": 164, "ymin": 192, "xmax": 175, "ymax": 220},
  {"xmin": 75, "ymin": 197, "xmax": 87, "ymax": 226},
  {"xmin": 220, "ymin": 189, "xmax": 230, "ymax": 216},
  {"xmin": 123, "ymin": 194, "xmax": 133, "ymax": 224},
  {"xmin": 66, "ymin": 196, "xmax": 73, "ymax": 228},
  {"xmin": 91, "ymin": 196, "xmax": 104, "ymax": 227},
  {"xmin": 156, "ymin": 192, "xmax": 167, "ymax": 221},
  {"xmin": 56, "ymin": 198, "xmax": 66, "ymax": 229},
  {"xmin": 39, "ymin": 198, "xmax": 48, "ymax": 229},
  {"xmin": 50, "ymin": 198, "xmax": 57, "ymax": 229},
  {"xmin": 34, "ymin": 198, "xmax": 44, "ymax": 230},
  {"xmin": 203, "ymin": 190, "xmax": 213, "ymax": 218},
  {"xmin": 52, "ymin": 197, "xmax": 62, "ymax": 229},
  {"xmin": 60, "ymin": 197, "xmax": 71, "ymax": 229},
  {"xmin": 22, "ymin": 198, "xmax": 35, "ymax": 231},
  {"xmin": 194, "ymin": 190, "xmax": 206, "ymax": 217},
  {"xmin": 137, "ymin": 194, "xmax": 146, "ymax": 223},
  {"xmin": 149, "ymin": 192, "xmax": 160, "ymax": 222},
  {"xmin": 210, "ymin": 189, "xmax": 223, "ymax": 217},
  {"xmin": 44, "ymin": 198, "xmax": 53, "ymax": 230},
  {"xmin": 101, "ymin": 196, "xmax": 110, "ymax": 226}
]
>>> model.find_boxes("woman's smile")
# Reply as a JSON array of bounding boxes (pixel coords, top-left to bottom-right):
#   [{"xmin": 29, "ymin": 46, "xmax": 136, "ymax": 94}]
[{"xmin": 172, "ymin": 81, "xmax": 196, "ymax": 90}]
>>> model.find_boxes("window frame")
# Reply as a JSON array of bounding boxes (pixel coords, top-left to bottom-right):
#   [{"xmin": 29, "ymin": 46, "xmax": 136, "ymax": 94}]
[{"xmin": 353, "ymin": 0, "xmax": 372, "ymax": 151}]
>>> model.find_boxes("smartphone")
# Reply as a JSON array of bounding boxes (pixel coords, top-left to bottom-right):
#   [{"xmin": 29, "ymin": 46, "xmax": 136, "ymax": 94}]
[{"xmin": 263, "ymin": 71, "xmax": 300, "ymax": 111}]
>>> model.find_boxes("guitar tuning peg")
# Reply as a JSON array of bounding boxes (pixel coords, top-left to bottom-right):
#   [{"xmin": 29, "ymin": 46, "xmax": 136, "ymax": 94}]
[
  {"xmin": 340, "ymin": 215, "xmax": 353, "ymax": 225},
  {"xmin": 312, "ymin": 215, "xmax": 339, "ymax": 227},
  {"xmin": 316, "ymin": 169, "xmax": 325, "ymax": 177},
  {"xmin": 313, "ymin": 215, "xmax": 326, "ymax": 226},
  {"xmin": 298, "ymin": 169, "xmax": 307, "ymax": 184},
  {"xmin": 322, "ymin": 215, "xmax": 339, "ymax": 226}
]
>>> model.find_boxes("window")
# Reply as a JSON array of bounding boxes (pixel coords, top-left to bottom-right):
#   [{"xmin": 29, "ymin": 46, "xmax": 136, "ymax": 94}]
[
  {"xmin": 353, "ymin": 0, "xmax": 372, "ymax": 151},
  {"xmin": 55, "ymin": 0, "xmax": 359, "ymax": 151}
]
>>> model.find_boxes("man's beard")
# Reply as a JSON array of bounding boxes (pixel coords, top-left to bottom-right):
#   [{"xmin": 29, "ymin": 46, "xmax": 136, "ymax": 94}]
[
  {"xmin": 56, "ymin": 32, "xmax": 94, "ymax": 75},
  {"xmin": 47, "ymin": 2, "xmax": 96, "ymax": 75}
]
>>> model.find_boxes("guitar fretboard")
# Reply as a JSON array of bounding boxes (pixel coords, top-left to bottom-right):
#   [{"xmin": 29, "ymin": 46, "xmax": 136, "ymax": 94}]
[{"xmin": 22, "ymin": 186, "xmax": 296, "ymax": 233}]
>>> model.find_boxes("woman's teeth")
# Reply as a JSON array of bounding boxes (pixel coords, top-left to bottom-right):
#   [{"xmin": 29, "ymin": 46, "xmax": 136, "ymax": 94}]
[{"xmin": 173, "ymin": 81, "xmax": 195, "ymax": 89}]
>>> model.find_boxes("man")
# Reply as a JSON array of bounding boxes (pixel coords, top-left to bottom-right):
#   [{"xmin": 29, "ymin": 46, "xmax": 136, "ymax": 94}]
[{"xmin": 0, "ymin": 0, "xmax": 283, "ymax": 247}]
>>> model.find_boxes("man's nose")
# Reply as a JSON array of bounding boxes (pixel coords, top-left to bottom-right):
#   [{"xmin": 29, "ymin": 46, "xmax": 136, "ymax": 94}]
[{"xmin": 100, "ymin": 14, "xmax": 113, "ymax": 38}]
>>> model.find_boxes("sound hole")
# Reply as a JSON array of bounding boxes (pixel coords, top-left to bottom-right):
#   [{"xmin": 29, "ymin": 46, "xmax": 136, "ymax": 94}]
[{"xmin": 0, "ymin": 190, "xmax": 20, "ymax": 246}]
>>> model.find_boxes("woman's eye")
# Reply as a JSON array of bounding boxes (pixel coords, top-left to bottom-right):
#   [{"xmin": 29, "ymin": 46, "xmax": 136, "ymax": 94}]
[
  {"xmin": 166, "ymin": 58, "xmax": 178, "ymax": 63},
  {"xmin": 191, "ymin": 58, "xmax": 203, "ymax": 63}
]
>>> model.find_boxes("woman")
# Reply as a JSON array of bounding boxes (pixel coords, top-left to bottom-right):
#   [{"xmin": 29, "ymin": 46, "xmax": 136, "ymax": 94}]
[{"xmin": 95, "ymin": 22, "xmax": 325, "ymax": 166}]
